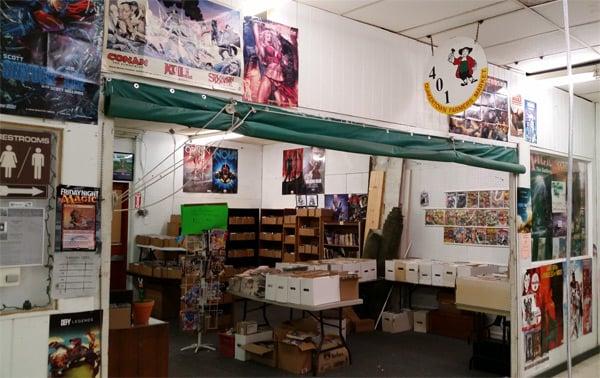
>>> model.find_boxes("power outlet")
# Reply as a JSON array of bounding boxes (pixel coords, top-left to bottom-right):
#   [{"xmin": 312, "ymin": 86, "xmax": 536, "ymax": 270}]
[{"xmin": 0, "ymin": 267, "xmax": 21, "ymax": 287}]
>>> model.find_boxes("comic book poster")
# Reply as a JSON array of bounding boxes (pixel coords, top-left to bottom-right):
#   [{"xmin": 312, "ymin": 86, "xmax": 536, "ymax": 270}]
[
  {"xmin": 445, "ymin": 192, "xmax": 457, "ymax": 208},
  {"xmin": 449, "ymin": 77, "xmax": 509, "ymax": 141},
  {"xmin": 524, "ymin": 99, "xmax": 537, "ymax": 144},
  {"xmin": 1, "ymin": 0, "xmax": 104, "ymax": 123},
  {"xmin": 510, "ymin": 94, "xmax": 524, "ymax": 138},
  {"xmin": 348, "ymin": 194, "xmax": 368, "ymax": 222},
  {"xmin": 522, "ymin": 263, "xmax": 564, "ymax": 370},
  {"xmin": 302, "ymin": 147, "xmax": 325, "ymax": 194},
  {"xmin": 282, "ymin": 148, "xmax": 303, "ymax": 194},
  {"xmin": 212, "ymin": 147, "xmax": 238, "ymax": 193},
  {"xmin": 325, "ymin": 194, "xmax": 349, "ymax": 222},
  {"xmin": 55, "ymin": 186, "xmax": 100, "ymax": 252},
  {"xmin": 183, "ymin": 144, "xmax": 213, "ymax": 193},
  {"xmin": 48, "ymin": 310, "xmax": 102, "ymax": 378},
  {"xmin": 517, "ymin": 188, "xmax": 532, "ymax": 233},
  {"xmin": 104, "ymin": 0, "xmax": 242, "ymax": 93},
  {"xmin": 568, "ymin": 258, "xmax": 593, "ymax": 339},
  {"xmin": 242, "ymin": 17, "xmax": 299, "ymax": 107}
]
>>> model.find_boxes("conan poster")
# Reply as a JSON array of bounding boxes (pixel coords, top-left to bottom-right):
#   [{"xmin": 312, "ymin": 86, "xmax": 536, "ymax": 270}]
[
  {"xmin": 55, "ymin": 185, "xmax": 101, "ymax": 251},
  {"xmin": 282, "ymin": 148, "xmax": 303, "ymax": 194},
  {"xmin": 183, "ymin": 144, "xmax": 237, "ymax": 193},
  {"xmin": 568, "ymin": 258, "xmax": 593, "ymax": 339},
  {"xmin": 104, "ymin": 0, "xmax": 242, "ymax": 93},
  {"xmin": 242, "ymin": 17, "xmax": 299, "ymax": 107},
  {"xmin": 212, "ymin": 147, "xmax": 238, "ymax": 193},
  {"xmin": 522, "ymin": 263, "xmax": 564, "ymax": 370},
  {"xmin": 0, "ymin": 0, "xmax": 104, "ymax": 123},
  {"xmin": 48, "ymin": 310, "xmax": 102, "ymax": 378}
]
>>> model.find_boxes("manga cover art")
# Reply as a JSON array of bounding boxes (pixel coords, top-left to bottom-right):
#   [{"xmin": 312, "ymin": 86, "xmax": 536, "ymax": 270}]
[
  {"xmin": 183, "ymin": 144, "xmax": 213, "ymax": 193},
  {"xmin": 281, "ymin": 148, "xmax": 303, "ymax": 194},
  {"xmin": 212, "ymin": 147, "xmax": 238, "ymax": 193},
  {"xmin": 243, "ymin": 16, "xmax": 298, "ymax": 107},
  {"xmin": 0, "ymin": 0, "xmax": 104, "ymax": 123}
]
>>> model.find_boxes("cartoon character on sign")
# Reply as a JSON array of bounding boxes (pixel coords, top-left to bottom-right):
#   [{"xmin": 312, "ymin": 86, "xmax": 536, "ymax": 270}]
[
  {"xmin": 0, "ymin": 145, "xmax": 18, "ymax": 179},
  {"xmin": 448, "ymin": 47, "xmax": 478, "ymax": 86}
]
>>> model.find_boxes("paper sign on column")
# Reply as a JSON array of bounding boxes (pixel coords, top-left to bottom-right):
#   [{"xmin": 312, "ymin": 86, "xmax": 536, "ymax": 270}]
[
  {"xmin": 52, "ymin": 252, "xmax": 100, "ymax": 298},
  {"xmin": 519, "ymin": 233, "xmax": 531, "ymax": 260}
]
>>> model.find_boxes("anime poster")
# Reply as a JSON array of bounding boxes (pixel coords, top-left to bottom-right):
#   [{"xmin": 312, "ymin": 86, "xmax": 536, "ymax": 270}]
[
  {"xmin": 183, "ymin": 144, "xmax": 213, "ymax": 193},
  {"xmin": 242, "ymin": 17, "xmax": 299, "ymax": 107},
  {"xmin": 568, "ymin": 258, "xmax": 593, "ymax": 339},
  {"xmin": 348, "ymin": 194, "xmax": 368, "ymax": 222},
  {"xmin": 302, "ymin": 147, "xmax": 325, "ymax": 194},
  {"xmin": 104, "ymin": 0, "xmax": 242, "ymax": 93},
  {"xmin": 0, "ymin": 0, "xmax": 104, "ymax": 123},
  {"xmin": 522, "ymin": 263, "xmax": 564, "ymax": 370},
  {"xmin": 212, "ymin": 147, "xmax": 238, "ymax": 193},
  {"xmin": 510, "ymin": 94, "xmax": 524, "ymax": 138},
  {"xmin": 449, "ymin": 77, "xmax": 509, "ymax": 141},
  {"xmin": 325, "ymin": 194, "xmax": 349, "ymax": 222},
  {"xmin": 48, "ymin": 310, "xmax": 102, "ymax": 378},
  {"xmin": 524, "ymin": 100, "xmax": 537, "ymax": 144},
  {"xmin": 282, "ymin": 148, "xmax": 303, "ymax": 194},
  {"xmin": 55, "ymin": 186, "xmax": 100, "ymax": 252}
]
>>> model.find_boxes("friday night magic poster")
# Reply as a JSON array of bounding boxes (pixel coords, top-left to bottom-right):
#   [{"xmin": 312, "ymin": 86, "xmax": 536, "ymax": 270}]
[
  {"xmin": 183, "ymin": 144, "xmax": 238, "ymax": 193},
  {"xmin": 55, "ymin": 185, "xmax": 101, "ymax": 251},
  {"xmin": 0, "ymin": 0, "xmax": 104, "ymax": 123}
]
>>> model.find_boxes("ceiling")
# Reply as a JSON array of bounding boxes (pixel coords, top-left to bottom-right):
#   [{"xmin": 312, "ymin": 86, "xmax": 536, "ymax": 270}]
[{"xmin": 298, "ymin": 0, "xmax": 600, "ymax": 102}]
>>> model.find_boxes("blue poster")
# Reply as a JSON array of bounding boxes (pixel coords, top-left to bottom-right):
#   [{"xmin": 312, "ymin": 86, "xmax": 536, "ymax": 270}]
[
  {"xmin": 212, "ymin": 147, "xmax": 238, "ymax": 193},
  {"xmin": 325, "ymin": 194, "xmax": 349, "ymax": 222},
  {"xmin": 524, "ymin": 100, "xmax": 537, "ymax": 144}
]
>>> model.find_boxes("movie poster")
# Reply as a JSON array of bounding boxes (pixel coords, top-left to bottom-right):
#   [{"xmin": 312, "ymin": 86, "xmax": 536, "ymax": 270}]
[
  {"xmin": 524, "ymin": 100, "xmax": 537, "ymax": 144},
  {"xmin": 55, "ymin": 186, "xmax": 101, "ymax": 252},
  {"xmin": 282, "ymin": 148, "xmax": 303, "ymax": 194},
  {"xmin": 531, "ymin": 153, "xmax": 587, "ymax": 261},
  {"xmin": 242, "ymin": 17, "xmax": 299, "ymax": 107},
  {"xmin": 517, "ymin": 188, "xmax": 532, "ymax": 234},
  {"xmin": 510, "ymin": 94, "xmax": 524, "ymax": 138},
  {"xmin": 48, "ymin": 310, "xmax": 102, "ymax": 378},
  {"xmin": 183, "ymin": 144, "xmax": 237, "ymax": 193},
  {"xmin": 325, "ymin": 194, "xmax": 349, "ymax": 222},
  {"xmin": 568, "ymin": 258, "xmax": 593, "ymax": 339},
  {"xmin": 303, "ymin": 147, "xmax": 325, "ymax": 194},
  {"xmin": 0, "ymin": 0, "xmax": 104, "ymax": 123},
  {"xmin": 104, "ymin": 0, "xmax": 242, "ymax": 93},
  {"xmin": 522, "ymin": 263, "xmax": 564, "ymax": 370},
  {"xmin": 348, "ymin": 194, "xmax": 368, "ymax": 222}
]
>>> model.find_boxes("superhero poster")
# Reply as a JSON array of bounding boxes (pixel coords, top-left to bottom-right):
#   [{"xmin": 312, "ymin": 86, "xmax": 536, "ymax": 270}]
[
  {"xmin": 281, "ymin": 148, "xmax": 303, "ymax": 194},
  {"xmin": 183, "ymin": 144, "xmax": 237, "ymax": 193},
  {"xmin": 522, "ymin": 263, "xmax": 564, "ymax": 370},
  {"xmin": 212, "ymin": 147, "xmax": 237, "ymax": 193},
  {"xmin": 568, "ymin": 258, "xmax": 592, "ymax": 339},
  {"xmin": 48, "ymin": 310, "xmax": 102, "ymax": 378},
  {"xmin": 242, "ymin": 17, "xmax": 299, "ymax": 107},
  {"xmin": 0, "ymin": 0, "xmax": 104, "ymax": 123},
  {"xmin": 103, "ymin": 0, "xmax": 242, "ymax": 93},
  {"xmin": 325, "ymin": 194, "xmax": 349, "ymax": 222}
]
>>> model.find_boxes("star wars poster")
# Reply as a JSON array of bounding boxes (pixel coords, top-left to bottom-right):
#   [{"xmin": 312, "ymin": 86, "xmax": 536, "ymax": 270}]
[
  {"xmin": 524, "ymin": 100, "xmax": 537, "ymax": 144},
  {"xmin": 0, "ymin": 0, "xmax": 103, "ymax": 123},
  {"xmin": 282, "ymin": 148, "xmax": 303, "ymax": 194},
  {"xmin": 242, "ymin": 17, "xmax": 299, "ymax": 107},
  {"xmin": 449, "ymin": 76, "xmax": 509, "ymax": 141},
  {"xmin": 55, "ymin": 185, "xmax": 100, "ymax": 251},
  {"xmin": 104, "ymin": 0, "xmax": 242, "ymax": 93},
  {"xmin": 183, "ymin": 144, "xmax": 237, "ymax": 193},
  {"xmin": 522, "ymin": 263, "xmax": 564, "ymax": 370},
  {"xmin": 48, "ymin": 310, "xmax": 102, "ymax": 378},
  {"xmin": 568, "ymin": 258, "xmax": 592, "ymax": 339},
  {"xmin": 510, "ymin": 94, "xmax": 524, "ymax": 138},
  {"xmin": 212, "ymin": 147, "xmax": 237, "ymax": 193}
]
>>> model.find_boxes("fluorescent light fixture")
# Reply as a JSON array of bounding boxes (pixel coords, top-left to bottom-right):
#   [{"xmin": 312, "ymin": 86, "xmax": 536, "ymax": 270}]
[
  {"xmin": 189, "ymin": 132, "xmax": 243, "ymax": 144},
  {"xmin": 241, "ymin": 0, "xmax": 283, "ymax": 16},
  {"xmin": 536, "ymin": 71, "xmax": 597, "ymax": 87}
]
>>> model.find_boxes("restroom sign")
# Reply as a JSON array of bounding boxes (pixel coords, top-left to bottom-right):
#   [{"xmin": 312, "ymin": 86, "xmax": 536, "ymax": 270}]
[
  {"xmin": 424, "ymin": 37, "xmax": 488, "ymax": 115},
  {"xmin": 0, "ymin": 129, "xmax": 52, "ymax": 190}
]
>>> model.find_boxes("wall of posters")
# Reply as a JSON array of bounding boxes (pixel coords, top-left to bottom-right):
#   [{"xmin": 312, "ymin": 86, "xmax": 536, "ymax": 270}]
[
  {"xmin": 281, "ymin": 147, "xmax": 325, "ymax": 194},
  {"xmin": 55, "ymin": 186, "xmax": 101, "ymax": 251},
  {"xmin": 104, "ymin": 0, "xmax": 242, "ymax": 93},
  {"xmin": 242, "ymin": 17, "xmax": 299, "ymax": 107},
  {"xmin": 183, "ymin": 144, "xmax": 238, "ymax": 193},
  {"xmin": 449, "ymin": 76, "xmax": 509, "ymax": 141},
  {"xmin": 522, "ymin": 263, "xmax": 564, "ymax": 370},
  {"xmin": 568, "ymin": 258, "xmax": 593, "ymax": 339},
  {"xmin": 113, "ymin": 152, "xmax": 134, "ymax": 181},
  {"xmin": 0, "ymin": 0, "xmax": 103, "ymax": 123},
  {"xmin": 48, "ymin": 310, "xmax": 102, "ymax": 378},
  {"xmin": 524, "ymin": 100, "xmax": 537, "ymax": 144},
  {"xmin": 530, "ymin": 153, "xmax": 587, "ymax": 261},
  {"xmin": 510, "ymin": 94, "xmax": 524, "ymax": 138}
]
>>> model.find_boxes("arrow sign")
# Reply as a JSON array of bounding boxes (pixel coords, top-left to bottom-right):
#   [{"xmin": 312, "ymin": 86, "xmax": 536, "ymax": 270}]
[{"xmin": 0, "ymin": 185, "xmax": 48, "ymax": 198}]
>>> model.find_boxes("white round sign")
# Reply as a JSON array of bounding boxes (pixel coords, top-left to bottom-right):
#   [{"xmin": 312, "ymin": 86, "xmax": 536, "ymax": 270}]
[{"xmin": 424, "ymin": 37, "xmax": 488, "ymax": 115}]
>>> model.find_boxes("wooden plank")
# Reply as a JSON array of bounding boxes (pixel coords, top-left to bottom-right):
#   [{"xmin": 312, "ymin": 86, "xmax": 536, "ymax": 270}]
[{"xmin": 364, "ymin": 171, "xmax": 385, "ymax": 244}]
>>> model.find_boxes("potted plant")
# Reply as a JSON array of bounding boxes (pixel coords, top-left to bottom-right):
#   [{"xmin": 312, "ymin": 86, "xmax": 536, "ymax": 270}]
[{"xmin": 132, "ymin": 278, "xmax": 154, "ymax": 325}]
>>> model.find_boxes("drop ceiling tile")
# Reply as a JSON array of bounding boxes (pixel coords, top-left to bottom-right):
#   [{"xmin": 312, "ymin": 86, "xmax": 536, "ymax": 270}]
[
  {"xmin": 534, "ymin": 0, "xmax": 600, "ymax": 28},
  {"xmin": 400, "ymin": 1, "xmax": 522, "ymax": 39},
  {"xmin": 520, "ymin": 0, "xmax": 555, "ymax": 5},
  {"xmin": 298, "ymin": 0, "xmax": 381, "ymax": 15},
  {"xmin": 568, "ymin": 80, "xmax": 600, "ymax": 95},
  {"xmin": 508, "ymin": 47, "xmax": 600, "ymax": 73},
  {"xmin": 579, "ymin": 91, "xmax": 600, "ymax": 102},
  {"xmin": 570, "ymin": 21, "xmax": 600, "ymax": 46},
  {"xmin": 344, "ymin": 0, "xmax": 500, "ymax": 32}
]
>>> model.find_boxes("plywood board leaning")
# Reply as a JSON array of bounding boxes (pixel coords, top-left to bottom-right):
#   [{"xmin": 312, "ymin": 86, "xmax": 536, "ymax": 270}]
[{"xmin": 364, "ymin": 171, "xmax": 385, "ymax": 246}]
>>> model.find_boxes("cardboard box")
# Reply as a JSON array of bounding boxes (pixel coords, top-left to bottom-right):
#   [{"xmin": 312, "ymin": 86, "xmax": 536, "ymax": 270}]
[
  {"xmin": 170, "ymin": 214, "xmax": 181, "ymax": 224},
  {"xmin": 278, "ymin": 340, "xmax": 313, "ymax": 374},
  {"xmin": 166, "ymin": 222, "xmax": 180, "ymax": 237},
  {"xmin": 235, "ymin": 329, "xmax": 273, "ymax": 361},
  {"xmin": 153, "ymin": 266, "xmax": 164, "ymax": 278},
  {"xmin": 243, "ymin": 342, "xmax": 277, "ymax": 367},
  {"xmin": 316, "ymin": 346, "xmax": 349, "ymax": 374},
  {"xmin": 284, "ymin": 215, "xmax": 296, "ymax": 225},
  {"xmin": 385, "ymin": 260, "xmax": 396, "ymax": 281},
  {"xmin": 419, "ymin": 261, "xmax": 432, "ymax": 285},
  {"xmin": 300, "ymin": 272, "xmax": 340, "ymax": 306},
  {"xmin": 236, "ymin": 321, "xmax": 258, "ymax": 335},
  {"xmin": 275, "ymin": 274, "xmax": 290, "ymax": 303},
  {"xmin": 395, "ymin": 260, "xmax": 407, "ymax": 282},
  {"xmin": 456, "ymin": 275, "xmax": 510, "ymax": 313},
  {"xmin": 298, "ymin": 228, "xmax": 318, "ymax": 236},
  {"xmin": 431, "ymin": 261, "xmax": 445, "ymax": 287},
  {"xmin": 381, "ymin": 310, "xmax": 413, "ymax": 333},
  {"xmin": 413, "ymin": 310, "xmax": 429, "ymax": 333},
  {"xmin": 128, "ymin": 262, "xmax": 141, "ymax": 274},
  {"xmin": 288, "ymin": 275, "xmax": 302, "ymax": 304},
  {"xmin": 297, "ymin": 208, "xmax": 309, "ymax": 217},
  {"xmin": 135, "ymin": 235, "xmax": 151, "ymax": 245},
  {"xmin": 139, "ymin": 264, "xmax": 153, "ymax": 277},
  {"xmin": 339, "ymin": 273, "xmax": 359, "ymax": 301},
  {"xmin": 405, "ymin": 260, "xmax": 420, "ymax": 283},
  {"xmin": 354, "ymin": 318, "xmax": 374, "ymax": 333},
  {"xmin": 164, "ymin": 267, "xmax": 182, "ymax": 279},
  {"xmin": 276, "ymin": 217, "xmax": 284, "ymax": 225},
  {"xmin": 284, "ymin": 235, "xmax": 295, "ymax": 244},
  {"xmin": 109, "ymin": 304, "xmax": 131, "ymax": 329},
  {"xmin": 434, "ymin": 262, "xmax": 457, "ymax": 288},
  {"xmin": 150, "ymin": 236, "xmax": 164, "ymax": 248},
  {"xmin": 271, "ymin": 233, "xmax": 282, "ymax": 242},
  {"xmin": 265, "ymin": 274, "xmax": 278, "ymax": 301},
  {"xmin": 456, "ymin": 263, "xmax": 493, "ymax": 278},
  {"xmin": 359, "ymin": 259, "xmax": 377, "ymax": 282}
]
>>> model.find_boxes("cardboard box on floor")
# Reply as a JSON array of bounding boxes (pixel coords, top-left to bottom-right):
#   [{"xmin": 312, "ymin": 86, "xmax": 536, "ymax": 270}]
[
  {"xmin": 316, "ymin": 346, "xmax": 349, "ymax": 374},
  {"xmin": 275, "ymin": 318, "xmax": 318, "ymax": 375},
  {"xmin": 242, "ymin": 342, "xmax": 277, "ymax": 368},
  {"xmin": 109, "ymin": 304, "xmax": 131, "ymax": 329}
]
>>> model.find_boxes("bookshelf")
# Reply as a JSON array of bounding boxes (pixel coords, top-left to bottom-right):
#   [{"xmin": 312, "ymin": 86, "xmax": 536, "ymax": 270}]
[
  {"xmin": 323, "ymin": 221, "xmax": 364, "ymax": 259},
  {"xmin": 259, "ymin": 209, "xmax": 285, "ymax": 264},
  {"xmin": 282, "ymin": 208, "xmax": 297, "ymax": 262},
  {"xmin": 226, "ymin": 208, "xmax": 259, "ymax": 264},
  {"xmin": 296, "ymin": 208, "xmax": 334, "ymax": 261}
]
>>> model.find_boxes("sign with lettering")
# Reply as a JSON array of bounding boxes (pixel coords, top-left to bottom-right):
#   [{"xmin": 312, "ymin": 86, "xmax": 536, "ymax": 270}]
[{"xmin": 56, "ymin": 185, "xmax": 101, "ymax": 252}]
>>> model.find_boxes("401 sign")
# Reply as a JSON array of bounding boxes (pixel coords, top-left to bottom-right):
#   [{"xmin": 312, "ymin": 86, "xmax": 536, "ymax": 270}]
[{"xmin": 424, "ymin": 37, "xmax": 488, "ymax": 115}]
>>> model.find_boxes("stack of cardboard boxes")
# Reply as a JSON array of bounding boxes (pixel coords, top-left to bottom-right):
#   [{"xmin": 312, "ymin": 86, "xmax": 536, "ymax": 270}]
[
  {"xmin": 384, "ymin": 259, "xmax": 501, "ymax": 287},
  {"xmin": 275, "ymin": 258, "xmax": 377, "ymax": 283}
]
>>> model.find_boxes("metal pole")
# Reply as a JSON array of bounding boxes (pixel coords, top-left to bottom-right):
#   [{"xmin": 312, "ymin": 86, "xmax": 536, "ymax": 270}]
[{"xmin": 561, "ymin": 0, "xmax": 574, "ymax": 376}]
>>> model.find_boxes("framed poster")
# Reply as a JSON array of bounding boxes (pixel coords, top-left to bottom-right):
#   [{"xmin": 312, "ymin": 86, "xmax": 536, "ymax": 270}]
[
  {"xmin": 113, "ymin": 152, "xmax": 134, "ymax": 181},
  {"xmin": 55, "ymin": 186, "xmax": 101, "ymax": 251}
]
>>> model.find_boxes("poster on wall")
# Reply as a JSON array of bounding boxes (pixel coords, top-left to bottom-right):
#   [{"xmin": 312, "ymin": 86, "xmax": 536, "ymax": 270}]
[
  {"xmin": 51, "ymin": 252, "xmax": 100, "ymax": 299},
  {"xmin": 113, "ymin": 152, "xmax": 134, "ymax": 181},
  {"xmin": 104, "ymin": 0, "xmax": 242, "ymax": 93},
  {"xmin": 303, "ymin": 147, "xmax": 325, "ymax": 194},
  {"xmin": 517, "ymin": 188, "xmax": 532, "ymax": 234},
  {"xmin": 183, "ymin": 144, "xmax": 238, "ymax": 193},
  {"xmin": 48, "ymin": 310, "xmax": 102, "ymax": 378},
  {"xmin": 325, "ymin": 194, "xmax": 349, "ymax": 222},
  {"xmin": 55, "ymin": 186, "xmax": 101, "ymax": 251},
  {"xmin": 282, "ymin": 148, "xmax": 303, "ymax": 194},
  {"xmin": 568, "ymin": 258, "xmax": 593, "ymax": 339},
  {"xmin": 510, "ymin": 94, "xmax": 524, "ymax": 138},
  {"xmin": 0, "ymin": 0, "xmax": 103, "ymax": 123},
  {"xmin": 449, "ymin": 76, "xmax": 509, "ymax": 141},
  {"xmin": 348, "ymin": 194, "xmax": 368, "ymax": 222},
  {"xmin": 522, "ymin": 263, "xmax": 564, "ymax": 370},
  {"xmin": 242, "ymin": 17, "xmax": 299, "ymax": 107},
  {"xmin": 524, "ymin": 100, "xmax": 537, "ymax": 144}
]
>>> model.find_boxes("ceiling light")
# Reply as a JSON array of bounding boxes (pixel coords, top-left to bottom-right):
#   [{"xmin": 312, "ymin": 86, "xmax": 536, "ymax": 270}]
[
  {"xmin": 189, "ymin": 132, "xmax": 244, "ymax": 144},
  {"xmin": 535, "ymin": 72, "xmax": 598, "ymax": 87}
]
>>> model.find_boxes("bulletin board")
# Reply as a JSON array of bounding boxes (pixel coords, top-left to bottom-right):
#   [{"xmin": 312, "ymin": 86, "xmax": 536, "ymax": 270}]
[{"xmin": 181, "ymin": 203, "xmax": 229, "ymax": 235}]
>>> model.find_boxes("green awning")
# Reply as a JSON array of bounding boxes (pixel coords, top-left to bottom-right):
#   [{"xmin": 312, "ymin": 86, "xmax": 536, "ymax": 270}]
[{"xmin": 104, "ymin": 79, "xmax": 525, "ymax": 174}]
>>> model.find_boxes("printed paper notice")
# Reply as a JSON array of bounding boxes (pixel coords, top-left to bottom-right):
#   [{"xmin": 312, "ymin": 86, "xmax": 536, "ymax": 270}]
[
  {"xmin": 519, "ymin": 233, "xmax": 531, "ymax": 260},
  {"xmin": 0, "ymin": 207, "xmax": 44, "ymax": 267},
  {"xmin": 52, "ymin": 252, "xmax": 100, "ymax": 298}
]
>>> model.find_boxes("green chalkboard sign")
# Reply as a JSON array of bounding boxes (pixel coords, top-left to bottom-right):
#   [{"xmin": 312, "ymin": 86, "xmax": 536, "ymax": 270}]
[{"xmin": 180, "ymin": 203, "xmax": 228, "ymax": 235}]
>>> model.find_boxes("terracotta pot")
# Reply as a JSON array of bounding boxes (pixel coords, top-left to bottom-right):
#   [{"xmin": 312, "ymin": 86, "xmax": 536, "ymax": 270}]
[{"xmin": 132, "ymin": 299, "xmax": 154, "ymax": 325}]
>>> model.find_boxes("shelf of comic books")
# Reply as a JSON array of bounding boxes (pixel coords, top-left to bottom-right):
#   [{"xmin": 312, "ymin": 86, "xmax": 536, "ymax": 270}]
[
  {"xmin": 259, "ymin": 209, "xmax": 285, "ymax": 265},
  {"xmin": 296, "ymin": 209, "xmax": 334, "ymax": 261},
  {"xmin": 226, "ymin": 208, "xmax": 260, "ymax": 264},
  {"xmin": 323, "ymin": 221, "xmax": 364, "ymax": 258}
]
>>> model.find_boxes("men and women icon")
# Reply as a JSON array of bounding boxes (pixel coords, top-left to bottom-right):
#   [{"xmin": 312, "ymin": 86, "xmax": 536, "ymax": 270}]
[{"xmin": 0, "ymin": 145, "xmax": 45, "ymax": 179}]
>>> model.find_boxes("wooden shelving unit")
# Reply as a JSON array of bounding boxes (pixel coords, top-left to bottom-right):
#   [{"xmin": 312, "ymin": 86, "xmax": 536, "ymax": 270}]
[
  {"xmin": 226, "ymin": 208, "xmax": 259, "ymax": 264},
  {"xmin": 296, "ymin": 209, "xmax": 334, "ymax": 261},
  {"xmin": 259, "ymin": 209, "xmax": 285, "ymax": 264},
  {"xmin": 323, "ymin": 221, "xmax": 364, "ymax": 259},
  {"xmin": 282, "ymin": 208, "xmax": 297, "ymax": 262}
]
